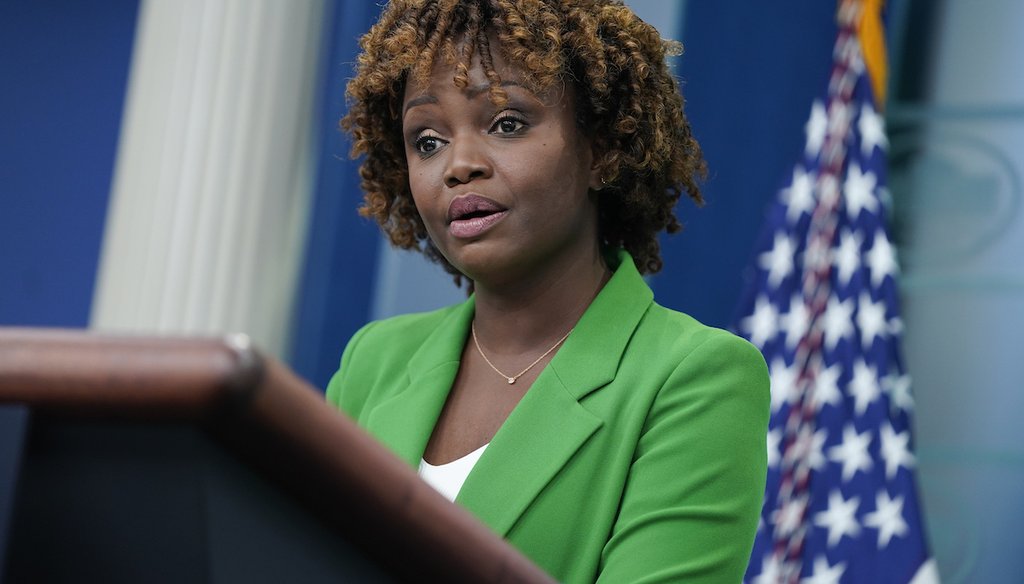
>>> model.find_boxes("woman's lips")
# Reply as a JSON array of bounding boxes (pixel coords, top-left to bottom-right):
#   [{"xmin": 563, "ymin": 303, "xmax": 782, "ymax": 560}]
[
  {"xmin": 446, "ymin": 194, "xmax": 509, "ymax": 239},
  {"xmin": 448, "ymin": 209, "xmax": 509, "ymax": 238}
]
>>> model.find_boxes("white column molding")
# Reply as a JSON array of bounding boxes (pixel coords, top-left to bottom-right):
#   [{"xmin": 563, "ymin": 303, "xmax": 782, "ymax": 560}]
[{"xmin": 91, "ymin": 0, "xmax": 327, "ymax": 358}]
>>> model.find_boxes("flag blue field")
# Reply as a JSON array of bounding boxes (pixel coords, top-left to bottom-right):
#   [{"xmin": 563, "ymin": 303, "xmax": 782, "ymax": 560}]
[{"xmin": 735, "ymin": 2, "xmax": 938, "ymax": 582}]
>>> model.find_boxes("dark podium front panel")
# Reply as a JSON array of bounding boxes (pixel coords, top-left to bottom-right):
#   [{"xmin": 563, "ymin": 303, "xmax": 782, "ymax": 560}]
[
  {"xmin": 7, "ymin": 419, "xmax": 388, "ymax": 583},
  {"xmin": 0, "ymin": 329, "xmax": 554, "ymax": 584}
]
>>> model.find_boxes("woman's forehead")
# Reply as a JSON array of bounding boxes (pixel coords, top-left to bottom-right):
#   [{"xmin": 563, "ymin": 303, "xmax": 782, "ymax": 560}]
[
  {"xmin": 402, "ymin": 47, "xmax": 569, "ymax": 104},
  {"xmin": 401, "ymin": 68, "xmax": 570, "ymax": 114}
]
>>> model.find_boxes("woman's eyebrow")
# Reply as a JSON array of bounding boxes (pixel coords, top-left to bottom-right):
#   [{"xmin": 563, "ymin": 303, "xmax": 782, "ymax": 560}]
[
  {"xmin": 403, "ymin": 94, "xmax": 438, "ymax": 117},
  {"xmin": 403, "ymin": 80, "xmax": 528, "ymax": 117}
]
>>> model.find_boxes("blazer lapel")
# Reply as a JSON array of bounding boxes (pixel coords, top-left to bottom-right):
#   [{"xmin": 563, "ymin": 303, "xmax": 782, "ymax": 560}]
[
  {"xmin": 457, "ymin": 368, "xmax": 602, "ymax": 536},
  {"xmin": 457, "ymin": 251, "xmax": 654, "ymax": 537},
  {"xmin": 364, "ymin": 298, "xmax": 475, "ymax": 467}
]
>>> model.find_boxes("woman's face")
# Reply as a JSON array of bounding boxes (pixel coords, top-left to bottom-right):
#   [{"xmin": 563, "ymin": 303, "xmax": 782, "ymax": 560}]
[{"xmin": 401, "ymin": 45, "xmax": 602, "ymax": 286}]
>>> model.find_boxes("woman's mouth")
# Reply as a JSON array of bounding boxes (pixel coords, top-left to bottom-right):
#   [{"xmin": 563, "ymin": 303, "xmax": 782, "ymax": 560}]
[{"xmin": 446, "ymin": 195, "xmax": 509, "ymax": 239}]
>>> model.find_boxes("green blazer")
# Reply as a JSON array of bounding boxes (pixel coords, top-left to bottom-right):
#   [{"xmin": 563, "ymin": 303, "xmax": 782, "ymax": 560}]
[{"xmin": 326, "ymin": 252, "xmax": 769, "ymax": 583}]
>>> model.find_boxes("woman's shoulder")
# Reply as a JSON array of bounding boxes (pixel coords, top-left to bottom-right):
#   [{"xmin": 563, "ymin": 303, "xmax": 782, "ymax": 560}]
[
  {"xmin": 642, "ymin": 301, "xmax": 765, "ymax": 363},
  {"xmin": 326, "ymin": 301, "xmax": 468, "ymax": 413},
  {"xmin": 631, "ymin": 301, "xmax": 770, "ymax": 406},
  {"xmin": 633, "ymin": 301, "xmax": 770, "ymax": 440}
]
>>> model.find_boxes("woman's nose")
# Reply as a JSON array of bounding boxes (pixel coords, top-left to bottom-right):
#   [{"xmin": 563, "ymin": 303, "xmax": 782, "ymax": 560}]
[{"xmin": 443, "ymin": 135, "xmax": 492, "ymax": 188}]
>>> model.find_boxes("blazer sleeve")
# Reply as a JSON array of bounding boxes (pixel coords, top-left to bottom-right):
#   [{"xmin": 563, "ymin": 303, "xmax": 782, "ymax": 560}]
[
  {"xmin": 324, "ymin": 320, "xmax": 377, "ymax": 419},
  {"xmin": 597, "ymin": 331, "xmax": 770, "ymax": 583}
]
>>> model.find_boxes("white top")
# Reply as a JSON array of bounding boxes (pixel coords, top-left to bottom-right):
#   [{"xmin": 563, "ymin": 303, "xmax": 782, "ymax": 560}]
[{"xmin": 418, "ymin": 443, "xmax": 490, "ymax": 502}]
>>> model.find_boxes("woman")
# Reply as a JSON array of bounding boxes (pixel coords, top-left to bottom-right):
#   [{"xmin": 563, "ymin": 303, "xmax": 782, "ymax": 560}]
[{"xmin": 326, "ymin": 1, "xmax": 769, "ymax": 581}]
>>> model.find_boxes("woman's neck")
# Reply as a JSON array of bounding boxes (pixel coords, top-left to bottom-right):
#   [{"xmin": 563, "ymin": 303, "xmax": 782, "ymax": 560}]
[{"xmin": 470, "ymin": 247, "xmax": 611, "ymax": 355}]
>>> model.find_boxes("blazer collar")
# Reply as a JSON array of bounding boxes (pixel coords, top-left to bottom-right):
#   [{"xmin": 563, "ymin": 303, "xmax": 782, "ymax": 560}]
[
  {"xmin": 364, "ymin": 297, "xmax": 475, "ymax": 467},
  {"xmin": 547, "ymin": 249, "xmax": 654, "ymax": 400},
  {"xmin": 366, "ymin": 251, "xmax": 654, "ymax": 537}
]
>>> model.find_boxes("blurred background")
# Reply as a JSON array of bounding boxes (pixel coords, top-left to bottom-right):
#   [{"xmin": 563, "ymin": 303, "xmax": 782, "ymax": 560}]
[{"xmin": 1, "ymin": 0, "xmax": 1021, "ymax": 581}]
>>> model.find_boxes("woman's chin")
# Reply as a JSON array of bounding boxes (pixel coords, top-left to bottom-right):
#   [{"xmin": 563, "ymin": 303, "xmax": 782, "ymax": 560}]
[{"xmin": 439, "ymin": 238, "xmax": 501, "ymax": 270}]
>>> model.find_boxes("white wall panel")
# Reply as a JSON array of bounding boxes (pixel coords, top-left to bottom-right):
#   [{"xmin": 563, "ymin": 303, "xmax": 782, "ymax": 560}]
[{"xmin": 92, "ymin": 0, "xmax": 327, "ymax": 358}]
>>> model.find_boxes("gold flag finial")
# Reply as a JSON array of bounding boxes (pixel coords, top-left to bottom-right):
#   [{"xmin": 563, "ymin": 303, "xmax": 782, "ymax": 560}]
[{"xmin": 856, "ymin": 0, "xmax": 888, "ymax": 107}]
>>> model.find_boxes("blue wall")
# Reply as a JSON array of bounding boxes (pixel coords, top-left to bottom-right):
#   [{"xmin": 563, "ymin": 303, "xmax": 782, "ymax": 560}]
[
  {"xmin": 0, "ymin": 0, "xmax": 139, "ymax": 327},
  {"xmin": 289, "ymin": 1, "xmax": 382, "ymax": 390},
  {"xmin": 652, "ymin": 3, "xmax": 838, "ymax": 329}
]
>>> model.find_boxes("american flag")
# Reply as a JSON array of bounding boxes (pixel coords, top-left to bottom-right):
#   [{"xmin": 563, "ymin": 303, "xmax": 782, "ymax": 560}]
[{"xmin": 735, "ymin": 2, "xmax": 938, "ymax": 582}]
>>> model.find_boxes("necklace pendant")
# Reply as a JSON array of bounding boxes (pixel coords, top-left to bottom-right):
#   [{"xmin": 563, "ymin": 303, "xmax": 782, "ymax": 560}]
[{"xmin": 507, "ymin": 377, "xmax": 516, "ymax": 384}]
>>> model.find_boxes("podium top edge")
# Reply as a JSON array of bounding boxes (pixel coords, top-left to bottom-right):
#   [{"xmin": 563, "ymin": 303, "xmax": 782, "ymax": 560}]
[{"xmin": 0, "ymin": 326, "xmax": 265, "ymax": 420}]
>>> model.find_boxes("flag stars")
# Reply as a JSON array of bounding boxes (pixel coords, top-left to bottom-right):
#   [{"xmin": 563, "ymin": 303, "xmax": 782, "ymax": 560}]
[
  {"xmin": 780, "ymin": 294, "xmax": 811, "ymax": 350},
  {"xmin": 731, "ymin": 13, "xmax": 934, "ymax": 574},
  {"xmin": 770, "ymin": 358, "xmax": 800, "ymax": 413},
  {"xmin": 814, "ymin": 490, "xmax": 861, "ymax": 547},
  {"xmin": 864, "ymin": 490, "xmax": 909, "ymax": 547},
  {"xmin": 767, "ymin": 428, "xmax": 782, "ymax": 469},
  {"xmin": 857, "ymin": 292, "xmax": 888, "ymax": 348},
  {"xmin": 858, "ymin": 102, "xmax": 889, "ymax": 156},
  {"xmin": 828, "ymin": 424, "xmax": 873, "ymax": 481},
  {"xmin": 773, "ymin": 495, "xmax": 809, "ymax": 538},
  {"xmin": 849, "ymin": 359, "xmax": 881, "ymax": 415},
  {"xmin": 883, "ymin": 373, "xmax": 915, "ymax": 413},
  {"xmin": 788, "ymin": 426, "xmax": 828, "ymax": 472},
  {"xmin": 808, "ymin": 428, "xmax": 829, "ymax": 471},
  {"xmin": 800, "ymin": 556, "xmax": 846, "ymax": 584},
  {"xmin": 833, "ymin": 229, "xmax": 862, "ymax": 287},
  {"xmin": 880, "ymin": 422, "xmax": 916, "ymax": 479},
  {"xmin": 843, "ymin": 162, "xmax": 880, "ymax": 219},
  {"xmin": 752, "ymin": 553, "xmax": 785, "ymax": 584},
  {"xmin": 822, "ymin": 296, "xmax": 855, "ymax": 351},
  {"xmin": 804, "ymin": 239, "xmax": 832, "ymax": 274},
  {"xmin": 782, "ymin": 167, "xmax": 817, "ymax": 223},
  {"xmin": 760, "ymin": 232, "xmax": 797, "ymax": 289},
  {"xmin": 866, "ymin": 231, "xmax": 899, "ymax": 287},
  {"xmin": 889, "ymin": 315, "xmax": 905, "ymax": 336},
  {"xmin": 736, "ymin": 19, "xmax": 929, "ymax": 578},
  {"xmin": 805, "ymin": 100, "xmax": 828, "ymax": 157},
  {"xmin": 818, "ymin": 173, "xmax": 840, "ymax": 203},
  {"xmin": 743, "ymin": 296, "xmax": 780, "ymax": 349},
  {"xmin": 827, "ymin": 101, "xmax": 853, "ymax": 144}
]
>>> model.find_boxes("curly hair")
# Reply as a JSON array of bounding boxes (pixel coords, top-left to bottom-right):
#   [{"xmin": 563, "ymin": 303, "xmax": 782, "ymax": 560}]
[{"xmin": 342, "ymin": 0, "xmax": 706, "ymax": 282}]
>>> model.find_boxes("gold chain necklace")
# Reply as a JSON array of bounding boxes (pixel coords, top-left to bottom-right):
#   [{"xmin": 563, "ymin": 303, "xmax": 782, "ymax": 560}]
[{"xmin": 470, "ymin": 322, "xmax": 573, "ymax": 384}]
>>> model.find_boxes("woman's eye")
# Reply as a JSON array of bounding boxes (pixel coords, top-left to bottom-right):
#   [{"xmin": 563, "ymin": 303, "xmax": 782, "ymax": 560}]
[
  {"xmin": 491, "ymin": 115, "xmax": 526, "ymax": 134},
  {"xmin": 414, "ymin": 133, "xmax": 445, "ymax": 154}
]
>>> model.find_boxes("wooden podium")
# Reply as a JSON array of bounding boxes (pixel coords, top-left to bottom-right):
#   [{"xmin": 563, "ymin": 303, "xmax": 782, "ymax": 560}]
[{"xmin": 0, "ymin": 328, "xmax": 554, "ymax": 583}]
